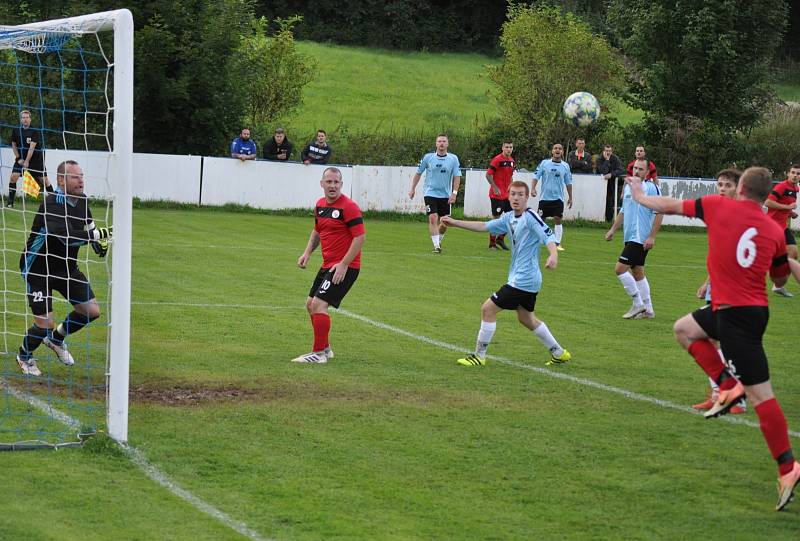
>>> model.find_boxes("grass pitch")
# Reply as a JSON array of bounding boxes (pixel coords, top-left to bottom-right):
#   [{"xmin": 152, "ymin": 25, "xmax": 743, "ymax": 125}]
[{"xmin": 2, "ymin": 207, "xmax": 800, "ymax": 540}]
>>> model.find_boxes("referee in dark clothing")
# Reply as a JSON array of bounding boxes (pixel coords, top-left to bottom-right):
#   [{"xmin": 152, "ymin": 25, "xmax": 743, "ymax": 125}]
[{"xmin": 8, "ymin": 110, "xmax": 53, "ymax": 207}]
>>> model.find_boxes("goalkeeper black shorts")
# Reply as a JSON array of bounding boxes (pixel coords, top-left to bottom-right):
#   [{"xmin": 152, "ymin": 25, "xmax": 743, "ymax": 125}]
[{"xmin": 24, "ymin": 269, "xmax": 96, "ymax": 316}]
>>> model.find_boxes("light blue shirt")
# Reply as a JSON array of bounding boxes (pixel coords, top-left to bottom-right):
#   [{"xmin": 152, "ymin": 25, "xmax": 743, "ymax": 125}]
[
  {"xmin": 417, "ymin": 152, "xmax": 461, "ymax": 198},
  {"xmin": 533, "ymin": 159, "xmax": 572, "ymax": 202},
  {"xmin": 486, "ymin": 208, "xmax": 556, "ymax": 292},
  {"xmin": 621, "ymin": 180, "xmax": 660, "ymax": 243}
]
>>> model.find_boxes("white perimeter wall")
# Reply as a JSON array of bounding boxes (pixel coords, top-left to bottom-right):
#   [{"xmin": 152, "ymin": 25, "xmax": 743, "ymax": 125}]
[{"xmin": 1, "ymin": 149, "xmax": 793, "ymax": 229}]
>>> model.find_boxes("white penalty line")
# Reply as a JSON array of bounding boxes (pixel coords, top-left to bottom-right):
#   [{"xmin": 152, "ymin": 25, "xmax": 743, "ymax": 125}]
[
  {"xmin": 0, "ymin": 380, "xmax": 270, "ymax": 541},
  {"xmin": 335, "ymin": 308, "xmax": 800, "ymax": 439}
]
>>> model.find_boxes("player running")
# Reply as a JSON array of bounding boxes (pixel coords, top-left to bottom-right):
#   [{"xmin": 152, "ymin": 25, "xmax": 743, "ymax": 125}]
[
  {"xmin": 604, "ymin": 158, "xmax": 663, "ymax": 319},
  {"xmin": 627, "ymin": 166, "xmax": 800, "ymax": 511},
  {"xmin": 441, "ymin": 180, "xmax": 571, "ymax": 367},
  {"xmin": 531, "ymin": 143, "xmax": 572, "ymax": 251},
  {"xmin": 485, "ymin": 140, "xmax": 516, "ymax": 251},
  {"xmin": 294, "ymin": 167, "xmax": 365, "ymax": 364},
  {"xmin": 16, "ymin": 160, "xmax": 111, "ymax": 376},
  {"xmin": 764, "ymin": 163, "xmax": 800, "ymax": 297}
]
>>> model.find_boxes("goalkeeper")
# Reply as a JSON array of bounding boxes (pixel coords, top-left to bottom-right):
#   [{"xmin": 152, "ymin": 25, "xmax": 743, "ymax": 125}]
[{"xmin": 15, "ymin": 160, "xmax": 111, "ymax": 376}]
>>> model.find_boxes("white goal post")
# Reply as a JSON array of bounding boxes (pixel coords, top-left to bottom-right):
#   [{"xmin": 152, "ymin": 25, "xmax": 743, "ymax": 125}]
[{"xmin": 0, "ymin": 9, "xmax": 133, "ymax": 443}]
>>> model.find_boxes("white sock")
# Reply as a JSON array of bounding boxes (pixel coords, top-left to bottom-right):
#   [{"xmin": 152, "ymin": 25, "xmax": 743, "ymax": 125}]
[
  {"xmin": 555, "ymin": 224, "xmax": 563, "ymax": 244},
  {"xmin": 617, "ymin": 273, "xmax": 642, "ymax": 305},
  {"xmin": 431, "ymin": 234, "xmax": 440, "ymax": 248},
  {"xmin": 635, "ymin": 277, "xmax": 652, "ymax": 312},
  {"xmin": 475, "ymin": 320, "xmax": 496, "ymax": 358},
  {"xmin": 533, "ymin": 322, "xmax": 563, "ymax": 356}
]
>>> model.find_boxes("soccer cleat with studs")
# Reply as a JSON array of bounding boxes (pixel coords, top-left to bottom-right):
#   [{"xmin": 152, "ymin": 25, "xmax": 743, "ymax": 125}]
[
  {"xmin": 16, "ymin": 354, "xmax": 41, "ymax": 376},
  {"xmin": 772, "ymin": 285, "xmax": 794, "ymax": 298},
  {"xmin": 291, "ymin": 351, "xmax": 328, "ymax": 364},
  {"xmin": 634, "ymin": 310, "xmax": 655, "ymax": 320},
  {"xmin": 546, "ymin": 348, "xmax": 571, "ymax": 366},
  {"xmin": 776, "ymin": 460, "xmax": 800, "ymax": 511},
  {"xmin": 43, "ymin": 336, "xmax": 75, "ymax": 366},
  {"xmin": 704, "ymin": 381, "xmax": 745, "ymax": 418},
  {"xmin": 622, "ymin": 304, "xmax": 646, "ymax": 319},
  {"xmin": 496, "ymin": 238, "xmax": 509, "ymax": 251},
  {"xmin": 433, "ymin": 247, "xmax": 442, "ymax": 254},
  {"xmin": 456, "ymin": 354, "xmax": 486, "ymax": 366},
  {"xmin": 324, "ymin": 347, "xmax": 334, "ymax": 359},
  {"xmin": 556, "ymin": 244, "xmax": 565, "ymax": 252}
]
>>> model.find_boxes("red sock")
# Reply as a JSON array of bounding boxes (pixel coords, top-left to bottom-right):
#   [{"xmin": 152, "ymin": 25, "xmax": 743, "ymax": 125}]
[
  {"xmin": 311, "ymin": 313, "xmax": 330, "ymax": 352},
  {"xmin": 489, "ymin": 234, "xmax": 496, "ymax": 246},
  {"xmin": 755, "ymin": 398, "xmax": 795, "ymax": 475},
  {"xmin": 687, "ymin": 339, "xmax": 726, "ymax": 382}
]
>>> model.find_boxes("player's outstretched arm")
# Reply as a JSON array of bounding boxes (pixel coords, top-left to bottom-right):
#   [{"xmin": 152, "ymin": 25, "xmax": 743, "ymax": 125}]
[
  {"xmin": 298, "ymin": 230, "xmax": 320, "ymax": 268},
  {"xmin": 440, "ymin": 215, "xmax": 487, "ymax": 232},
  {"xmin": 626, "ymin": 176, "xmax": 683, "ymax": 214}
]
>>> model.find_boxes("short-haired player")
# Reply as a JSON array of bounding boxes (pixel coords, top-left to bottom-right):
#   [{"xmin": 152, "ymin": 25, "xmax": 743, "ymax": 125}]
[
  {"xmin": 294, "ymin": 167, "xmax": 365, "ymax": 364},
  {"xmin": 628, "ymin": 166, "xmax": 800, "ymax": 511},
  {"xmin": 604, "ymin": 159, "xmax": 663, "ymax": 319},
  {"xmin": 691, "ymin": 169, "xmax": 746, "ymax": 414},
  {"xmin": 764, "ymin": 163, "xmax": 800, "ymax": 297},
  {"xmin": 485, "ymin": 140, "xmax": 515, "ymax": 251},
  {"xmin": 441, "ymin": 181, "xmax": 571, "ymax": 367},
  {"xmin": 531, "ymin": 143, "xmax": 572, "ymax": 251}
]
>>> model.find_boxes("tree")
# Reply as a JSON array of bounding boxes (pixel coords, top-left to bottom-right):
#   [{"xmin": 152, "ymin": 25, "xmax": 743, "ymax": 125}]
[
  {"xmin": 487, "ymin": 4, "xmax": 624, "ymax": 155},
  {"xmin": 607, "ymin": 0, "xmax": 789, "ymax": 131},
  {"xmin": 231, "ymin": 17, "xmax": 316, "ymax": 129}
]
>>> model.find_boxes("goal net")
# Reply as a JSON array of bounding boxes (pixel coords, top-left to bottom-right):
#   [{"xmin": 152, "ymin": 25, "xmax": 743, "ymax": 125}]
[{"xmin": 0, "ymin": 10, "xmax": 132, "ymax": 449}]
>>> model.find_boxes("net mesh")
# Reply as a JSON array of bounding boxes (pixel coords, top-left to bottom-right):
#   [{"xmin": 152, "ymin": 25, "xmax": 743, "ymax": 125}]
[{"xmin": 0, "ymin": 22, "xmax": 114, "ymax": 448}]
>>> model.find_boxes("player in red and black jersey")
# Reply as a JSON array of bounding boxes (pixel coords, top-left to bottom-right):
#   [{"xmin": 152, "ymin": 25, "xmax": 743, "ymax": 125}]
[
  {"xmin": 628, "ymin": 167, "xmax": 800, "ymax": 511},
  {"xmin": 485, "ymin": 141, "xmax": 515, "ymax": 251},
  {"xmin": 765, "ymin": 163, "xmax": 800, "ymax": 296},
  {"xmin": 293, "ymin": 167, "xmax": 365, "ymax": 364}
]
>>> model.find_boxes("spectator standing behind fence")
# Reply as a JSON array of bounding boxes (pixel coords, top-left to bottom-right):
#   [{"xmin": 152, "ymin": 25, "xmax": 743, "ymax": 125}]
[
  {"xmin": 263, "ymin": 128, "xmax": 293, "ymax": 161},
  {"xmin": 596, "ymin": 145, "xmax": 625, "ymax": 222},
  {"xmin": 231, "ymin": 128, "xmax": 257, "ymax": 161},
  {"xmin": 301, "ymin": 130, "xmax": 332, "ymax": 165},
  {"xmin": 627, "ymin": 145, "xmax": 658, "ymax": 184},
  {"xmin": 566, "ymin": 137, "xmax": 593, "ymax": 174}
]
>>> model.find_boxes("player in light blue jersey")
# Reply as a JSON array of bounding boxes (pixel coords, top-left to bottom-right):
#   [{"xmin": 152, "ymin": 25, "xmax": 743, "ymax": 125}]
[
  {"xmin": 409, "ymin": 134, "xmax": 461, "ymax": 253},
  {"xmin": 532, "ymin": 143, "xmax": 573, "ymax": 251},
  {"xmin": 441, "ymin": 180, "xmax": 571, "ymax": 367},
  {"xmin": 604, "ymin": 159, "xmax": 663, "ymax": 319}
]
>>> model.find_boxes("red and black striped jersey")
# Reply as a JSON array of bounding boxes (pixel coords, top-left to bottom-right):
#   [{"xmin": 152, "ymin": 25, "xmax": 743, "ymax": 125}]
[{"xmin": 314, "ymin": 194, "xmax": 365, "ymax": 269}]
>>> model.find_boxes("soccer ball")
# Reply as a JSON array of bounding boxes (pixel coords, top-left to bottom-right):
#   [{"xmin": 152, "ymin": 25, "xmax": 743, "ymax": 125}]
[{"xmin": 562, "ymin": 92, "xmax": 600, "ymax": 127}]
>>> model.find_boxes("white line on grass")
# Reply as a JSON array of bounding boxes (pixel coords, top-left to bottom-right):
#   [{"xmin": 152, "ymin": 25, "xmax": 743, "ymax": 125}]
[
  {"xmin": 1, "ymin": 380, "xmax": 271, "ymax": 541},
  {"xmin": 335, "ymin": 308, "xmax": 800, "ymax": 439}
]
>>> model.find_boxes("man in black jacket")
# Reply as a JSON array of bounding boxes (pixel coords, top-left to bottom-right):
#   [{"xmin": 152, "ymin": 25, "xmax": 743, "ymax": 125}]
[
  {"xmin": 263, "ymin": 128, "xmax": 293, "ymax": 161},
  {"xmin": 596, "ymin": 145, "xmax": 625, "ymax": 221},
  {"xmin": 566, "ymin": 137, "xmax": 593, "ymax": 174}
]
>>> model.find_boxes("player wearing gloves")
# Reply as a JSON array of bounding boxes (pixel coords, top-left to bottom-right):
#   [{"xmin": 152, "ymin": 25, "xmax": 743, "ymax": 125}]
[{"xmin": 16, "ymin": 159, "xmax": 111, "ymax": 376}]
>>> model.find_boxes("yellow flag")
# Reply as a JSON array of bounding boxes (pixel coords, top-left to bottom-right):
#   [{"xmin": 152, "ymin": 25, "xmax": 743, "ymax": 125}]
[{"xmin": 20, "ymin": 170, "xmax": 41, "ymax": 199}]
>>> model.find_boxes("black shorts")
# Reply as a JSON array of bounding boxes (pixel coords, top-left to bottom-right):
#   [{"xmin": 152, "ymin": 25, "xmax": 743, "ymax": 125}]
[
  {"xmin": 538, "ymin": 199, "xmax": 564, "ymax": 219},
  {"xmin": 423, "ymin": 196, "xmax": 450, "ymax": 217},
  {"xmin": 490, "ymin": 197, "xmax": 512, "ymax": 218},
  {"xmin": 490, "ymin": 284, "xmax": 537, "ymax": 312},
  {"xmin": 308, "ymin": 266, "xmax": 360, "ymax": 309},
  {"xmin": 784, "ymin": 228, "xmax": 796, "ymax": 246},
  {"xmin": 11, "ymin": 164, "xmax": 47, "ymax": 181},
  {"xmin": 618, "ymin": 241, "xmax": 649, "ymax": 268},
  {"xmin": 691, "ymin": 305, "xmax": 770, "ymax": 385},
  {"xmin": 25, "ymin": 270, "xmax": 96, "ymax": 316}
]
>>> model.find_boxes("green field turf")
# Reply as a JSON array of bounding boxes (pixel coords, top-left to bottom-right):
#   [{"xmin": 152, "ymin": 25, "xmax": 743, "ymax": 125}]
[{"xmin": 2, "ymin": 207, "xmax": 800, "ymax": 540}]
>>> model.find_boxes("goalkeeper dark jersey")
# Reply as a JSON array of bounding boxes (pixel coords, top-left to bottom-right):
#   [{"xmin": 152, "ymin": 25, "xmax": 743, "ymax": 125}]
[{"xmin": 20, "ymin": 189, "xmax": 95, "ymax": 278}]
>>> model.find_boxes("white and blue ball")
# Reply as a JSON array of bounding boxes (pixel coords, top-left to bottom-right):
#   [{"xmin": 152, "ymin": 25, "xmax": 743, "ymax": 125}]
[{"xmin": 562, "ymin": 91, "xmax": 600, "ymax": 127}]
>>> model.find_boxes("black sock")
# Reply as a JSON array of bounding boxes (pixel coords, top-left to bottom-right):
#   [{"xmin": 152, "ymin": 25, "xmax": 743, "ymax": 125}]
[
  {"xmin": 20, "ymin": 324, "xmax": 49, "ymax": 358},
  {"xmin": 8, "ymin": 183, "xmax": 16, "ymax": 206},
  {"xmin": 52, "ymin": 310, "xmax": 95, "ymax": 342}
]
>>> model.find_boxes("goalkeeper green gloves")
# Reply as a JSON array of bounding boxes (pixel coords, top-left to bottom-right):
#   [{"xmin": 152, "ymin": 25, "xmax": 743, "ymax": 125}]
[
  {"xmin": 91, "ymin": 226, "xmax": 112, "ymax": 241},
  {"xmin": 91, "ymin": 238, "xmax": 109, "ymax": 258}
]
